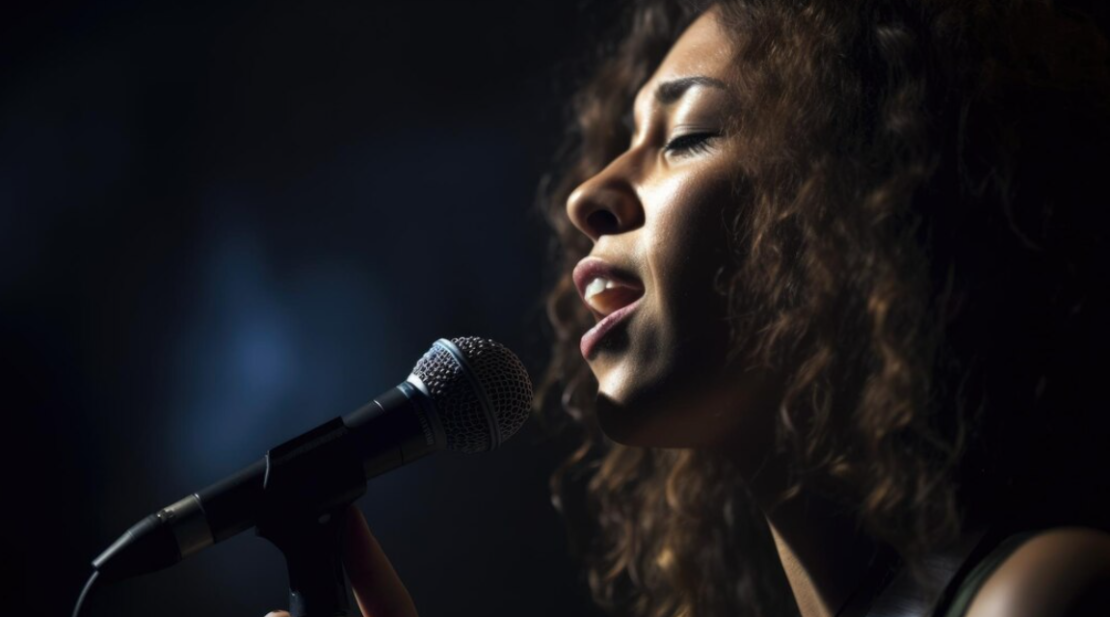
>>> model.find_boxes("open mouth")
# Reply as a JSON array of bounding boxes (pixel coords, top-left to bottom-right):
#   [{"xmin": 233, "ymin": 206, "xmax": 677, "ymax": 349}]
[{"xmin": 573, "ymin": 257, "xmax": 645, "ymax": 359}]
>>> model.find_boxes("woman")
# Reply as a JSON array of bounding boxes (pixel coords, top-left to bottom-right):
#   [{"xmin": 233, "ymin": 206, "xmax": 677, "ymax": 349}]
[{"xmin": 271, "ymin": 0, "xmax": 1110, "ymax": 615}]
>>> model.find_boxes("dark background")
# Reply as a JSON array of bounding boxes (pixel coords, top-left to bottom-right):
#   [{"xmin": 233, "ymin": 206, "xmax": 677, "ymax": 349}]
[
  {"xmin": 1, "ymin": 2, "xmax": 618, "ymax": 616},
  {"xmin": 8, "ymin": 2, "xmax": 1110, "ymax": 617}
]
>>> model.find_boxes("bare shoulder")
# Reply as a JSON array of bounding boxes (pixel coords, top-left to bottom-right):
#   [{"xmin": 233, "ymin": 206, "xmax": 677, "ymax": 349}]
[{"xmin": 965, "ymin": 527, "xmax": 1110, "ymax": 617}]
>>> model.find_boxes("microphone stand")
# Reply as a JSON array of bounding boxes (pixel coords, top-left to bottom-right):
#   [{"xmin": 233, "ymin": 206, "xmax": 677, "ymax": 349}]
[{"xmin": 256, "ymin": 417, "xmax": 368, "ymax": 617}]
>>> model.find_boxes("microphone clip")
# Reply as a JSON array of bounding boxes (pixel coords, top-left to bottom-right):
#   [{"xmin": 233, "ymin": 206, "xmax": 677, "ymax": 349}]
[{"xmin": 257, "ymin": 416, "xmax": 369, "ymax": 617}]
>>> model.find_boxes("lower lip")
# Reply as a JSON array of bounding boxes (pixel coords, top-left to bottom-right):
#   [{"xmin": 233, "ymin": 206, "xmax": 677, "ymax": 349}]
[{"xmin": 580, "ymin": 297, "xmax": 643, "ymax": 360}]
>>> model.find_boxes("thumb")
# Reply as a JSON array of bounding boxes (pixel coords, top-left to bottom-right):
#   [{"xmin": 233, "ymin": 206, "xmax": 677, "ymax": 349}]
[{"xmin": 342, "ymin": 505, "xmax": 419, "ymax": 617}]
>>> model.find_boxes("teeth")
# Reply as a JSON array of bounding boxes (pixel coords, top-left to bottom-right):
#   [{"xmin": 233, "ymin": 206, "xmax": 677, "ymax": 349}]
[{"xmin": 584, "ymin": 277, "xmax": 617, "ymax": 300}]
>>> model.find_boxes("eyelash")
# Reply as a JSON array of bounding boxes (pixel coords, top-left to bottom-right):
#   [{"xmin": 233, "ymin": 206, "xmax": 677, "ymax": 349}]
[{"xmin": 663, "ymin": 132, "xmax": 719, "ymax": 157}]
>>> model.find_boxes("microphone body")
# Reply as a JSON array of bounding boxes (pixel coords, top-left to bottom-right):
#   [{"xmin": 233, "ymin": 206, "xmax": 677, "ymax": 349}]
[{"xmin": 91, "ymin": 337, "xmax": 532, "ymax": 585}]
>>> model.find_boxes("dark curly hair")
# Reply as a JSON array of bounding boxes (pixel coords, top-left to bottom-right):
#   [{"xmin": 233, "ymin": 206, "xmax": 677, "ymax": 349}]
[{"xmin": 536, "ymin": 1, "xmax": 1110, "ymax": 616}]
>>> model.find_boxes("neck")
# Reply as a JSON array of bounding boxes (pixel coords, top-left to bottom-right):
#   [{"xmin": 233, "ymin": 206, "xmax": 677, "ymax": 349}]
[
  {"xmin": 727, "ymin": 447, "xmax": 882, "ymax": 617},
  {"xmin": 764, "ymin": 488, "xmax": 880, "ymax": 617}
]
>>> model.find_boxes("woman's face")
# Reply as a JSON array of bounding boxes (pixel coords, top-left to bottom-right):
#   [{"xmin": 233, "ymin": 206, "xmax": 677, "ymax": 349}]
[{"xmin": 566, "ymin": 8, "xmax": 784, "ymax": 451}]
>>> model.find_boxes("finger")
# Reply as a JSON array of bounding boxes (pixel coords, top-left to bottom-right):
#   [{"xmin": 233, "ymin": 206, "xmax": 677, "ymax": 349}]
[{"xmin": 342, "ymin": 506, "xmax": 418, "ymax": 617}]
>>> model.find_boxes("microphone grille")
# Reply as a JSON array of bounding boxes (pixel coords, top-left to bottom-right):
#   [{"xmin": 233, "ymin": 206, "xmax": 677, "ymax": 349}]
[{"xmin": 410, "ymin": 337, "xmax": 533, "ymax": 453}]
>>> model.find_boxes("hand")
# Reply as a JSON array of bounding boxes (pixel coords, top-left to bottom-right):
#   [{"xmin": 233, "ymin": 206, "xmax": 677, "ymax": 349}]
[{"xmin": 265, "ymin": 506, "xmax": 419, "ymax": 617}]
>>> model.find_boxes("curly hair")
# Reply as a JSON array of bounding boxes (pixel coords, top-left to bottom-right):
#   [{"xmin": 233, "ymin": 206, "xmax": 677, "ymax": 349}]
[{"xmin": 536, "ymin": 1, "xmax": 1110, "ymax": 616}]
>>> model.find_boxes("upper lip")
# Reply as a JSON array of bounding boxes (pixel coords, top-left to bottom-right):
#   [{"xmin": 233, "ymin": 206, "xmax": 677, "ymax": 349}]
[{"xmin": 572, "ymin": 256, "xmax": 645, "ymax": 317}]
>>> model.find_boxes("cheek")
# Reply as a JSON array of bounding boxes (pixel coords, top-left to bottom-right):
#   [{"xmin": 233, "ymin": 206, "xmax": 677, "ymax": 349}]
[{"xmin": 647, "ymin": 169, "xmax": 735, "ymax": 339}]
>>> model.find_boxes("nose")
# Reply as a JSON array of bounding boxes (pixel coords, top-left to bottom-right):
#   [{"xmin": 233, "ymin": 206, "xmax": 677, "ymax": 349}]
[{"xmin": 565, "ymin": 153, "xmax": 645, "ymax": 242}]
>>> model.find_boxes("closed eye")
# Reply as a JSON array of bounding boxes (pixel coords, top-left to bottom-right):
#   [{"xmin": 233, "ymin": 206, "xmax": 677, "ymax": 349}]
[{"xmin": 663, "ymin": 132, "xmax": 719, "ymax": 157}]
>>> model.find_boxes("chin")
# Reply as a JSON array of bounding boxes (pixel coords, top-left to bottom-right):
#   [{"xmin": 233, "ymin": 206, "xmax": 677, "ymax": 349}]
[
  {"xmin": 593, "ymin": 373, "xmax": 708, "ymax": 448},
  {"xmin": 594, "ymin": 391, "xmax": 664, "ymax": 447},
  {"xmin": 585, "ymin": 369, "xmax": 651, "ymax": 446},
  {"xmin": 591, "ymin": 353, "xmax": 786, "ymax": 452}
]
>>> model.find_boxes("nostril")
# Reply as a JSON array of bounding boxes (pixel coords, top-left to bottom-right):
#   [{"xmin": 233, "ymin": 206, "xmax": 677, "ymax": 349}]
[{"xmin": 586, "ymin": 210, "xmax": 620, "ymax": 236}]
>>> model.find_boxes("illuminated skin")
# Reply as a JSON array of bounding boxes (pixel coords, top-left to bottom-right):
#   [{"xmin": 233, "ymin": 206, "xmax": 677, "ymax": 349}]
[
  {"xmin": 566, "ymin": 10, "xmax": 866, "ymax": 617},
  {"xmin": 564, "ymin": 8, "xmax": 1110, "ymax": 617},
  {"xmin": 565, "ymin": 7, "xmax": 785, "ymax": 452}
]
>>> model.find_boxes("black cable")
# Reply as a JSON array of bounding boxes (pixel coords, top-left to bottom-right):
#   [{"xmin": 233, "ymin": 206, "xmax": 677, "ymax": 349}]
[{"xmin": 71, "ymin": 570, "xmax": 99, "ymax": 617}]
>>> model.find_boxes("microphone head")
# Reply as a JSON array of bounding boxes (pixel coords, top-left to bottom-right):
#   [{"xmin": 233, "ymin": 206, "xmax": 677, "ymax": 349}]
[{"xmin": 408, "ymin": 337, "xmax": 533, "ymax": 453}]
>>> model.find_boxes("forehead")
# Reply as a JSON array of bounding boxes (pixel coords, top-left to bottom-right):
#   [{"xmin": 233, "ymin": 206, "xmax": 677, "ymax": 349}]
[{"xmin": 634, "ymin": 9, "xmax": 734, "ymax": 110}]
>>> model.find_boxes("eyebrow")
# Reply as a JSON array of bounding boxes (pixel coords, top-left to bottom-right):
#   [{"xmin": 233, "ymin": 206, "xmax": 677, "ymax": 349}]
[{"xmin": 654, "ymin": 76, "xmax": 728, "ymax": 105}]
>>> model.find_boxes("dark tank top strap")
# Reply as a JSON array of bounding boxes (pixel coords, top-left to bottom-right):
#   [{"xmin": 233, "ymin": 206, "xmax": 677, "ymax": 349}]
[
  {"xmin": 931, "ymin": 531, "xmax": 1037, "ymax": 617},
  {"xmin": 837, "ymin": 529, "xmax": 989, "ymax": 617}
]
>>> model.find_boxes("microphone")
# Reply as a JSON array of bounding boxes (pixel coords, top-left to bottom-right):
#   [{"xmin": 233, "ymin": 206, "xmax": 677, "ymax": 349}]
[{"xmin": 91, "ymin": 336, "xmax": 533, "ymax": 585}]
